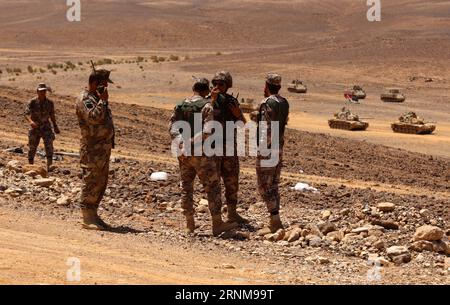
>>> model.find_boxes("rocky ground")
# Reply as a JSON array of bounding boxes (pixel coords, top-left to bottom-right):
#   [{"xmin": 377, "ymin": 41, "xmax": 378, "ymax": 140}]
[{"xmin": 0, "ymin": 87, "xmax": 448, "ymax": 284}]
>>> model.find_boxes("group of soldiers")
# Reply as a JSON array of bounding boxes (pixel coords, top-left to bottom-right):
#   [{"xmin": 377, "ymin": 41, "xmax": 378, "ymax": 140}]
[{"xmin": 24, "ymin": 69, "xmax": 290, "ymax": 237}]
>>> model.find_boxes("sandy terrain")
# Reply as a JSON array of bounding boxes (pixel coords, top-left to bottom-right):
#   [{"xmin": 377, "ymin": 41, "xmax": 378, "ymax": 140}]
[{"xmin": 0, "ymin": 0, "xmax": 449, "ymax": 284}]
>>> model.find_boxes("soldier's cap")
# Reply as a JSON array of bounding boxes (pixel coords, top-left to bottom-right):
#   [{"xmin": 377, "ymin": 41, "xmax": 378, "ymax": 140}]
[
  {"xmin": 90, "ymin": 69, "xmax": 114, "ymax": 84},
  {"xmin": 37, "ymin": 83, "xmax": 49, "ymax": 91},
  {"xmin": 212, "ymin": 71, "xmax": 233, "ymax": 88},
  {"xmin": 266, "ymin": 73, "xmax": 282, "ymax": 86}
]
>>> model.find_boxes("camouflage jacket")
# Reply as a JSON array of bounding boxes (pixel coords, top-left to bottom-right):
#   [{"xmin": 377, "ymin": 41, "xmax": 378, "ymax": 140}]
[
  {"xmin": 25, "ymin": 98, "xmax": 56, "ymax": 130},
  {"xmin": 257, "ymin": 94, "xmax": 289, "ymax": 149},
  {"xmin": 76, "ymin": 90, "xmax": 115, "ymax": 148}
]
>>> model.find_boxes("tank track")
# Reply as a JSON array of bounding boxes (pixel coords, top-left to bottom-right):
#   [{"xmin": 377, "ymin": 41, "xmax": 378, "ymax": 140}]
[
  {"xmin": 391, "ymin": 123, "xmax": 435, "ymax": 135},
  {"xmin": 328, "ymin": 119, "xmax": 369, "ymax": 131}
]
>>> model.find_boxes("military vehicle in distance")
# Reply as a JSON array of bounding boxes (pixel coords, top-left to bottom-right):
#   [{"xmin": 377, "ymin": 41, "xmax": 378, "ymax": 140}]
[
  {"xmin": 381, "ymin": 88, "xmax": 406, "ymax": 103},
  {"xmin": 391, "ymin": 112, "xmax": 436, "ymax": 134},
  {"xmin": 328, "ymin": 107, "xmax": 369, "ymax": 131},
  {"xmin": 351, "ymin": 85, "xmax": 366, "ymax": 100},
  {"xmin": 239, "ymin": 98, "xmax": 258, "ymax": 113},
  {"xmin": 287, "ymin": 80, "xmax": 307, "ymax": 93}
]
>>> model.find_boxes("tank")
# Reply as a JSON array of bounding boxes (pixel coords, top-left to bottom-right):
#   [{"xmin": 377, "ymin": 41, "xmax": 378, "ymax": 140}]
[
  {"xmin": 328, "ymin": 107, "xmax": 369, "ymax": 131},
  {"xmin": 391, "ymin": 112, "xmax": 436, "ymax": 134},
  {"xmin": 381, "ymin": 88, "xmax": 406, "ymax": 103},
  {"xmin": 351, "ymin": 85, "xmax": 366, "ymax": 99},
  {"xmin": 287, "ymin": 80, "xmax": 307, "ymax": 93},
  {"xmin": 239, "ymin": 98, "xmax": 258, "ymax": 113}
]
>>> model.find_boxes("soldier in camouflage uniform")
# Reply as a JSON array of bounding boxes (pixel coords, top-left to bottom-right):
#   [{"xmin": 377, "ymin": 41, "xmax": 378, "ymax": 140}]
[
  {"xmin": 169, "ymin": 77, "xmax": 238, "ymax": 236},
  {"xmin": 251, "ymin": 73, "xmax": 290, "ymax": 234},
  {"xmin": 210, "ymin": 71, "xmax": 248, "ymax": 225},
  {"xmin": 25, "ymin": 83, "xmax": 60, "ymax": 171},
  {"xmin": 76, "ymin": 69, "xmax": 115, "ymax": 231}
]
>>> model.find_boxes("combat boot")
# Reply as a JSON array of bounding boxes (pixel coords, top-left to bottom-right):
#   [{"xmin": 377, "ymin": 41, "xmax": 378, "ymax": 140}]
[
  {"xmin": 257, "ymin": 214, "xmax": 284, "ymax": 235},
  {"xmin": 46, "ymin": 158, "xmax": 53, "ymax": 172},
  {"xmin": 226, "ymin": 205, "xmax": 249, "ymax": 225},
  {"xmin": 81, "ymin": 209, "xmax": 109, "ymax": 231},
  {"xmin": 185, "ymin": 214, "xmax": 195, "ymax": 234},
  {"xmin": 212, "ymin": 214, "xmax": 239, "ymax": 237}
]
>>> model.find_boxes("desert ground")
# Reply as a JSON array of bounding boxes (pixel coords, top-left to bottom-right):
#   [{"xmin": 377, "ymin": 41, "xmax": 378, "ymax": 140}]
[{"xmin": 0, "ymin": 0, "xmax": 448, "ymax": 284}]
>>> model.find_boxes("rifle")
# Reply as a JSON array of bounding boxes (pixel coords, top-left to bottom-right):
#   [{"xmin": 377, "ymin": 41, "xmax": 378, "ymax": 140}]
[{"xmin": 90, "ymin": 60, "xmax": 106, "ymax": 94}]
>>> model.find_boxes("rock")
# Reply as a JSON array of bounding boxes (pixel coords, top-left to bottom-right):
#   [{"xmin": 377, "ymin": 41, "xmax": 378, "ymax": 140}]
[
  {"xmin": 372, "ymin": 219, "xmax": 399, "ymax": 230},
  {"xmin": 326, "ymin": 231, "xmax": 344, "ymax": 242},
  {"xmin": 5, "ymin": 147, "xmax": 24, "ymax": 154},
  {"xmin": 321, "ymin": 210, "xmax": 331, "ymax": 219},
  {"xmin": 56, "ymin": 195, "xmax": 71, "ymax": 206},
  {"xmin": 387, "ymin": 246, "xmax": 411, "ymax": 264},
  {"xmin": 24, "ymin": 170, "xmax": 38, "ymax": 178},
  {"xmin": 258, "ymin": 227, "xmax": 272, "ymax": 236},
  {"xmin": 199, "ymin": 199, "xmax": 208, "ymax": 206},
  {"xmin": 307, "ymin": 235, "xmax": 322, "ymax": 247},
  {"xmin": 377, "ymin": 202, "xmax": 395, "ymax": 212},
  {"xmin": 351, "ymin": 227, "xmax": 370, "ymax": 234},
  {"xmin": 48, "ymin": 196, "xmax": 57, "ymax": 203},
  {"xmin": 419, "ymin": 209, "xmax": 431, "ymax": 219},
  {"xmin": 268, "ymin": 229, "xmax": 285, "ymax": 242},
  {"xmin": 342, "ymin": 233, "xmax": 363, "ymax": 244},
  {"xmin": 305, "ymin": 224, "xmax": 323, "ymax": 238},
  {"xmin": 33, "ymin": 178, "xmax": 55, "ymax": 187},
  {"xmin": 22, "ymin": 164, "xmax": 47, "ymax": 178},
  {"xmin": 372, "ymin": 240, "xmax": 385, "ymax": 250},
  {"xmin": 221, "ymin": 263, "xmax": 235, "ymax": 269},
  {"xmin": 431, "ymin": 240, "xmax": 449, "ymax": 255},
  {"xmin": 317, "ymin": 256, "xmax": 330, "ymax": 264},
  {"xmin": 318, "ymin": 222, "xmax": 337, "ymax": 235},
  {"xmin": 414, "ymin": 225, "xmax": 444, "ymax": 242},
  {"xmin": 287, "ymin": 229, "xmax": 301, "ymax": 243},
  {"xmin": 5, "ymin": 187, "xmax": 24, "ymax": 197},
  {"xmin": 368, "ymin": 254, "xmax": 390, "ymax": 267},
  {"xmin": 6, "ymin": 160, "xmax": 21, "ymax": 172},
  {"xmin": 195, "ymin": 205, "xmax": 209, "ymax": 213},
  {"xmin": 410, "ymin": 240, "xmax": 434, "ymax": 252}
]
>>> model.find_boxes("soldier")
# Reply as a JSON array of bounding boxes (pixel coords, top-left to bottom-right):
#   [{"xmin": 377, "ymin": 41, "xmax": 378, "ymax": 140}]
[
  {"xmin": 25, "ymin": 83, "xmax": 60, "ymax": 171},
  {"xmin": 210, "ymin": 71, "xmax": 248, "ymax": 225},
  {"xmin": 169, "ymin": 77, "xmax": 238, "ymax": 236},
  {"xmin": 252, "ymin": 73, "xmax": 289, "ymax": 234},
  {"xmin": 76, "ymin": 69, "xmax": 115, "ymax": 230}
]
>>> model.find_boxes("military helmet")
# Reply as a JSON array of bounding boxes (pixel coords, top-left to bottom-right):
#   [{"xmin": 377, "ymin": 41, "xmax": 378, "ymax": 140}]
[
  {"xmin": 89, "ymin": 69, "xmax": 114, "ymax": 84},
  {"xmin": 212, "ymin": 71, "xmax": 233, "ymax": 88}
]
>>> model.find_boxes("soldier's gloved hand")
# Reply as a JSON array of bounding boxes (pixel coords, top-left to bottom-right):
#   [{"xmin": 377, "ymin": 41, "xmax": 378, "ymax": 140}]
[
  {"xmin": 99, "ymin": 89, "xmax": 109, "ymax": 102},
  {"xmin": 54, "ymin": 125, "xmax": 61, "ymax": 134}
]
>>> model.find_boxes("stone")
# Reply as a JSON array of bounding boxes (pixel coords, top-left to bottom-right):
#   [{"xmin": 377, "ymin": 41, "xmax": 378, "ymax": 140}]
[
  {"xmin": 5, "ymin": 187, "xmax": 24, "ymax": 197},
  {"xmin": 377, "ymin": 202, "xmax": 395, "ymax": 212},
  {"xmin": 432, "ymin": 240, "xmax": 449, "ymax": 255},
  {"xmin": 318, "ymin": 222, "xmax": 337, "ymax": 235},
  {"xmin": 6, "ymin": 160, "xmax": 21, "ymax": 172},
  {"xmin": 34, "ymin": 178, "xmax": 55, "ymax": 187},
  {"xmin": 271, "ymin": 229, "xmax": 285, "ymax": 242},
  {"xmin": 22, "ymin": 164, "xmax": 47, "ymax": 178},
  {"xmin": 326, "ymin": 231, "xmax": 344, "ymax": 242},
  {"xmin": 419, "ymin": 209, "xmax": 431, "ymax": 219},
  {"xmin": 287, "ymin": 229, "xmax": 301, "ymax": 243},
  {"xmin": 195, "ymin": 205, "xmax": 209, "ymax": 213},
  {"xmin": 414, "ymin": 225, "xmax": 444, "ymax": 242},
  {"xmin": 410, "ymin": 240, "xmax": 434, "ymax": 252},
  {"xmin": 387, "ymin": 246, "xmax": 411, "ymax": 264},
  {"xmin": 321, "ymin": 210, "xmax": 331, "ymax": 219},
  {"xmin": 24, "ymin": 170, "xmax": 38, "ymax": 178},
  {"xmin": 307, "ymin": 235, "xmax": 323, "ymax": 247},
  {"xmin": 221, "ymin": 263, "xmax": 235, "ymax": 269},
  {"xmin": 317, "ymin": 257, "xmax": 330, "ymax": 264},
  {"xmin": 372, "ymin": 219, "xmax": 399, "ymax": 230},
  {"xmin": 372, "ymin": 240, "xmax": 385, "ymax": 250},
  {"xmin": 351, "ymin": 227, "xmax": 370, "ymax": 234},
  {"xmin": 57, "ymin": 195, "xmax": 71, "ymax": 206},
  {"xmin": 199, "ymin": 199, "xmax": 208, "ymax": 206}
]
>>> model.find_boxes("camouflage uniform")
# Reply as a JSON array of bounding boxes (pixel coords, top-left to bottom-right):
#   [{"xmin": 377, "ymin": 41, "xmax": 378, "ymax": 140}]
[
  {"xmin": 212, "ymin": 72, "xmax": 244, "ymax": 211},
  {"xmin": 25, "ymin": 98, "xmax": 57, "ymax": 162},
  {"xmin": 256, "ymin": 74, "xmax": 289, "ymax": 214},
  {"xmin": 76, "ymin": 89, "xmax": 115, "ymax": 211},
  {"xmin": 169, "ymin": 95, "xmax": 222, "ymax": 216}
]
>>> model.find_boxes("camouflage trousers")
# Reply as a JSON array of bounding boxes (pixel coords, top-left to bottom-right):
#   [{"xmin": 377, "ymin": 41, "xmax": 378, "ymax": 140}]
[
  {"xmin": 28, "ymin": 127, "xmax": 55, "ymax": 161},
  {"xmin": 79, "ymin": 142, "xmax": 112, "ymax": 210},
  {"xmin": 179, "ymin": 156, "xmax": 222, "ymax": 216},
  {"xmin": 217, "ymin": 156, "xmax": 239, "ymax": 208},
  {"xmin": 256, "ymin": 154, "xmax": 283, "ymax": 214}
]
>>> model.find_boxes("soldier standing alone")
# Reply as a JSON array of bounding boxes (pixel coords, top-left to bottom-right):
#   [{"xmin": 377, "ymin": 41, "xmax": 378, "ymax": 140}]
[
  {"xmin": 169, "ymin": 77, "xmax": 238, "ymax": 236},
  {"xmin": 252, "ymin": 73, "xmax": 289, "ymax": 234},
  {"xmin": 25, "ymin": 83, "xmax": 60, "ymax": 172},
  {"xmin": 76, "ymin": 69, "xmax": 115, "ymax": 230}
]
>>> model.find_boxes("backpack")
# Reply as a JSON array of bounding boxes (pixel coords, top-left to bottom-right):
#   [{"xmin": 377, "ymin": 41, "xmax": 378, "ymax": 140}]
[
  {"xmin": 259, "ymin": 95, "xmax": 290, "ymax": 136},
  {"xmin": 174, "ymin": 97, "xmax": 209, "ymax": 137}
]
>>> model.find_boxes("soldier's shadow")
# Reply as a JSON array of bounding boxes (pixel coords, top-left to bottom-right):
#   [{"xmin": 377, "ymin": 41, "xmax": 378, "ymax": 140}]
[{"xmin": 106, "ymin": 225, "xmax": 145, "ymax": 234}]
